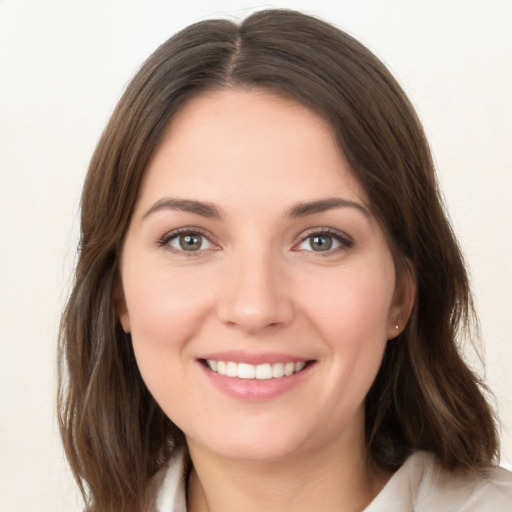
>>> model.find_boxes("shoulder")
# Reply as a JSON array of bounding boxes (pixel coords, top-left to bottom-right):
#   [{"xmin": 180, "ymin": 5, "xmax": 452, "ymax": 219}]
[
  {"xmin": 148, "ymin": 448, "xmax": 188, "ymax": 512},
  {"xmin": 413, "ymin": 452, "xmax": 512, "ymax": 510},
  {"xmin": 148, "ymin": 449, "xmax": 512, "ymax": 512},
  {"xmin": 366, "ymin": 451, "xmax": 512, "ymax": 511}
]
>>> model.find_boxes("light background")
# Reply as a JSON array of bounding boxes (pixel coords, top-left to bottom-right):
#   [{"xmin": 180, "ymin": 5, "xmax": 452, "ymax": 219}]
[{"xmin": 0, "ymin": 1, "xmax": 511, "ymax": 510}]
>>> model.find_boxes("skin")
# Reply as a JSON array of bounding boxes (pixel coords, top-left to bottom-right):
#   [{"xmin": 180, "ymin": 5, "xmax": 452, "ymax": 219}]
[{"xmin": 117, "ymin": 89, "xmax": 415, "ymax": 512}]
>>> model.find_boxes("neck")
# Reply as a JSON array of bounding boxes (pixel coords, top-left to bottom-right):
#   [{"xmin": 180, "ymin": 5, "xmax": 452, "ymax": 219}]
[{"xmin": 186, "ymin": 433, "xmax": 390, "ymax": 512}]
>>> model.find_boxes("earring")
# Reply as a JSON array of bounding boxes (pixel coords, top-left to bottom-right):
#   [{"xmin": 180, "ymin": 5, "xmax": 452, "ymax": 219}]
[{"xmin": 395, "ymin": 325, "xmax": 400, "ymax": 331}]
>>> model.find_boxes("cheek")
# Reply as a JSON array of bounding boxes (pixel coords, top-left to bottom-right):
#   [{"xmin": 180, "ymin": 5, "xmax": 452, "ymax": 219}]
[
  {"xmin": 122, "ymin": 263, "xmax": 218, "ymax": 422},
  {"xmin": 301, "ymin": 263, "xmax": 395, "ymax": 340},
  {"xmin": 124, "ymin": 262, "xmax": 212, "ymax": 343},
  {"xmin": 298, "ymin": 264, "xmax": 394, "ymax": 397},
  {"xmin": 122, "ymin": 261, "xmax": 216, "ymax": 395}
]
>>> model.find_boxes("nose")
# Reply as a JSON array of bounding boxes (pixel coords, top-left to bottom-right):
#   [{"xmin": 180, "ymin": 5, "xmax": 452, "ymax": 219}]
[{"xmin": 216, "ymin": 248, "xmax": 295, "ymax": 334}]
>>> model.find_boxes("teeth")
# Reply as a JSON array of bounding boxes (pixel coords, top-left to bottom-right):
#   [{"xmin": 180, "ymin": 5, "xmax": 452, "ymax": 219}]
[
  {"xmin": 284, "ymin": 362, "xmax": 295, "ymax": 376},
  {"xmin": 294, "ymin": 361, "xmax": 306, "ymax": 372},
  {"xmin": 237, "ymin": 363, "xmax": 255, "ymax": 379},
  {"xmin": 206, "ymin": 360, "xmax": 308, "ymax": 379},
  {"xmin": 226, "ymin": 361, "xmax": 238, "ymax": 377},
  {"xmin": 272, "ymin": 363, "xmax": 284, "ymax": 378},
  {"xmin": 255, "ymin": 363, "xmax": 272, "ymax": 380}
]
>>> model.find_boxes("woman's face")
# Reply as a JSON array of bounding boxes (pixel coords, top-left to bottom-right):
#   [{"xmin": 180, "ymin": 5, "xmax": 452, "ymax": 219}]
[{"xmin": 118, "ymin": 89, "xmax": 409, "ymax": 463}]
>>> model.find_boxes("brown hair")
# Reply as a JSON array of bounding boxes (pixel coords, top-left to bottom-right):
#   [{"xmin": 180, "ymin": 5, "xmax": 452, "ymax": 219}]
[{"xmin": 58, "ymin": 9, "xmax": 498, "ymax": 512}]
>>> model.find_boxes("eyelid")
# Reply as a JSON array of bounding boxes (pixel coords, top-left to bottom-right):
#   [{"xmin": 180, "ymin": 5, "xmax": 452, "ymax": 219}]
[
  {"xmin": 157, "ymin": 226, "xmax": 220, "ymax": 253},
  {"xmin": 156, "ymin": 226, "xmax": 352, "ymax": 254},
  {"xmin": 293, "ymin": 227, "xmax": 354, "ymax": 252}
]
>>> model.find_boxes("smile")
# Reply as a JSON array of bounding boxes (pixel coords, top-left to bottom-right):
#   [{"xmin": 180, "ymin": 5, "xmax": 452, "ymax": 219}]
[{"xmin": 205, "ymin": 360, "xmax": 308, "ymax": 380}]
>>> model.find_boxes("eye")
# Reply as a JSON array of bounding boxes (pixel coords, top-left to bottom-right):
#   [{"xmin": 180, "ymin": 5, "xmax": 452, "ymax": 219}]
[
  {"xmin": 295, "ymin": 229, "xmax": 353, "ymax": 253},
  {"xmin": 162, "ymin": 229, "xmax": 216, "ymax": 252}
]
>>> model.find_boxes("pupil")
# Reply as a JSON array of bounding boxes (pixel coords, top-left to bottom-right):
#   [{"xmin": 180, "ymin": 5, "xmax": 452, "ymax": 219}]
[
  {"xmin": 312, "ymin": 235, "xmax": 332, "ymax": 251},
  {"xmin": 180, "ymin": 234, "xmax": 201, "ymax": 251}
]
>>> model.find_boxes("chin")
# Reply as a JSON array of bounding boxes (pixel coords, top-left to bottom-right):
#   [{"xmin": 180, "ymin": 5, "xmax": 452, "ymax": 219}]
[
  {"xmin": 200, "ymin": 436, "xmax": 305, "ymax": 463},
  {"xmin": 185, "ymin": 413, "xmax": 343, "ymax": 464}
]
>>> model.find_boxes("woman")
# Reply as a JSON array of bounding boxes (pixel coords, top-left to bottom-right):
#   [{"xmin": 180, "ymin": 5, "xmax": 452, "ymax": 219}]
[{"xmin": 58, "ymin": 9, "xmax": 512, "ymax": 512}]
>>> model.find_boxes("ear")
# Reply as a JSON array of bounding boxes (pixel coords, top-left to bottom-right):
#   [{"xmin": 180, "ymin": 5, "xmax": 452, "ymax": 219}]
[
  {"xmin": 113, "ymin": 281, "xmax": 131, "ymax": 333},
  {"xmin": 387, "ymin": 261, "xmax": 416, "ymax": 340}
]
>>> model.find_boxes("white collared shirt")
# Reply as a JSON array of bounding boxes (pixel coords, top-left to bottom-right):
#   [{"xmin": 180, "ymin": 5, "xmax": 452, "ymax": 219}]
[{"xmin": 150, "ymin": 449, "xmax": 512, "ymax": 511}]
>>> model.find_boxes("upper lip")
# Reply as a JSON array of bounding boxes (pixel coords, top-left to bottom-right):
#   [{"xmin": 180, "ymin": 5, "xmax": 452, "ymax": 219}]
[{"xmin": 197, "ymin": 350, "xmax": 313, "ymax": 365}]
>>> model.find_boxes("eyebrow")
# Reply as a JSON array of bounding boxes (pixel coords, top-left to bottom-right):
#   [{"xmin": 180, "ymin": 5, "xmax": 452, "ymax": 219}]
[
  {"xmin": 142, "ymin": 196, "xmax": 371, "ymax": 221},
  {"xmin": 143, "ymin": 198, "xmax": 222, "ymax": 219},
  {"xmin": 284, "ymin": 197, "xmax": 371, "ymax": 219}
]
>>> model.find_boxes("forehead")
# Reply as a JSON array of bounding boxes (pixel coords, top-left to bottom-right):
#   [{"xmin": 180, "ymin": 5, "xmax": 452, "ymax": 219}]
[{"xmin": 136, "ymin": 88, "xmax": 368, "ymax": 212}]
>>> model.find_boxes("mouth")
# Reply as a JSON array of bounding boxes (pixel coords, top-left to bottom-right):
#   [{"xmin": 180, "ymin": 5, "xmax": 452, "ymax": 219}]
[{"xmin": 201, "ymin": 359, "xmax": 314, "ymax": 380}]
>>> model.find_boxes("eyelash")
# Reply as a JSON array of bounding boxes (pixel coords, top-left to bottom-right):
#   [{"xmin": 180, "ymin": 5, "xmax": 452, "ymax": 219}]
[
  {"xmin": 157, "ymin": 227, "xmax": 354, "ymax": 255},
  {"xmin": 157, "ymin": 227, "xmax": 218, "ymax": 255},
  {"xmin": 294, "ymin": 227, "xmax": 354, "ymax": 255}
]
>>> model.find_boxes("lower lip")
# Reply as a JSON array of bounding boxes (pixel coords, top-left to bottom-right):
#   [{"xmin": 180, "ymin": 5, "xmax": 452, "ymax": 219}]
[{"xmin": 198, "ymin": 361, "xmax": 315, "ymax": 401}]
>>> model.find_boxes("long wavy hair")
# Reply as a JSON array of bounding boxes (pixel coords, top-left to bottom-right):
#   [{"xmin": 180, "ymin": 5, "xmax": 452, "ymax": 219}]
[{"xmin": 58, "ymin": 9, "xmax": 498, "ymax": 512}]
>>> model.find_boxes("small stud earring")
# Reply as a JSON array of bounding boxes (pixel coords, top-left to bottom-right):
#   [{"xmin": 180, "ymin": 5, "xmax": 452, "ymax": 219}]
[{"xmin": 395, "ymin": 325, "xmax": 400, "ymax": 331}]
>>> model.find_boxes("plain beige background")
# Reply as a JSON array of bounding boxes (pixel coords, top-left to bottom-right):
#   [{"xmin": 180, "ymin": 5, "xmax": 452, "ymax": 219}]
[{"xmin": 1, "ymin": 1, "xmax": 511, "ymax": 510}]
